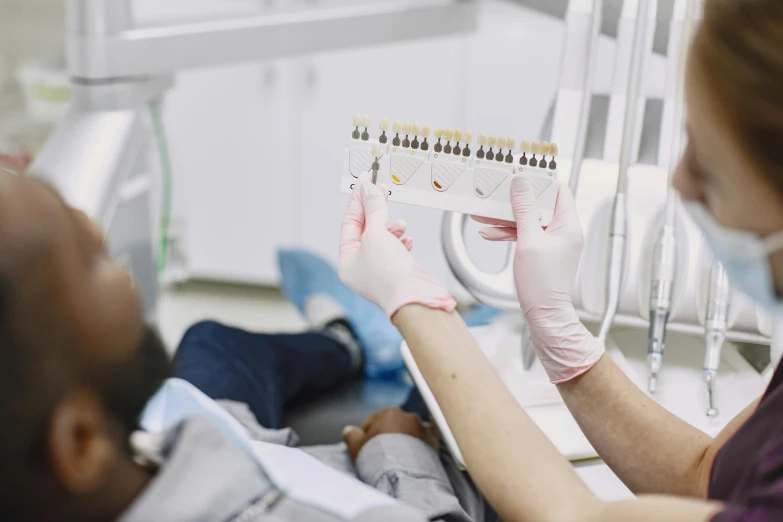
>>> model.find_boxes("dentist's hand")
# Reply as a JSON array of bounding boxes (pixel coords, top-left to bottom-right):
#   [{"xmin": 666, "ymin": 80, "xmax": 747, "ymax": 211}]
[
  {"xmin": 339, "ymin": 174, "xmax": 457, "ymax": 319},
  {"xmin": 475, "ymin": 177, "xmax": 604, "ymax": 383}
]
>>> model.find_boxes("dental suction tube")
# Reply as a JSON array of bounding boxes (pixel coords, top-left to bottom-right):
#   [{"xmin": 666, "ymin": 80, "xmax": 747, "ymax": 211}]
[
  {"xmin": 597, "ymin": 0, "xmax": 655, "ymax": 344},
  {"xmin": 568, "ymin": 0, "xmax": 605, "ymax": 195}
]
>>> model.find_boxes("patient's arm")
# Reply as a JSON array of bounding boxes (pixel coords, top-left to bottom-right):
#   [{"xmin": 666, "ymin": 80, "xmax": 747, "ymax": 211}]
[
  {"xmin": 347, "ymin": 408, "xmax": 474, "ymax": 521},
  {"xmin": 393, "ymin": 305, "xmax": 721, "ymax": 522}
]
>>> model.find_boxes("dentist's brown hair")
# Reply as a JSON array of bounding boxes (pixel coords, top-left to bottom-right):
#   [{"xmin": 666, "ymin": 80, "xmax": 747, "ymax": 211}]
[{"xmin": 692, "ymin": 0, "xmax": 783, "ymax": 195}]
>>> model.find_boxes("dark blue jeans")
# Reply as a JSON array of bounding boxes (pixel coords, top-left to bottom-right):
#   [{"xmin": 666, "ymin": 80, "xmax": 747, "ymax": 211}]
[
  {"xmin": 172, "ymin": 320, "xmax": 499, "ymax": 522},
  {"xmin": 172, "ymin": 320, "xmax": 370, "ymax": 429}
]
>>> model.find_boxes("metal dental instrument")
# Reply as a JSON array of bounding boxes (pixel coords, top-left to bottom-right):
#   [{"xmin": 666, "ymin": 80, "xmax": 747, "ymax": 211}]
[
  {"xmin": 647, "ymin": 0, "xmax": 699, "ymax": 393},
  {"xmin": 568, "ymin": 0, "xmax": 604, "ymax": 196},
  {"xmin": 704, "ymin": 260, "xmax": 731, "ymax": 418},
  {"xmin": 597, "ymin": 0, "xmax": 655, "ymax": 345},
  {"xmin": 648, "ymin": 219, "xmax": 676, "ymax": 393},
  {"xmin": 371, "ymin": 143, "xmax": 381, "ymax": 185}
]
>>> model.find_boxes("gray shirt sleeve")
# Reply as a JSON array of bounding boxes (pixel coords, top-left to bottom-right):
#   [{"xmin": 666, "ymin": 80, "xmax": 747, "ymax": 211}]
[{"xmin": 354, "ymin": 434, "xmax": 475, "ymax": 522}]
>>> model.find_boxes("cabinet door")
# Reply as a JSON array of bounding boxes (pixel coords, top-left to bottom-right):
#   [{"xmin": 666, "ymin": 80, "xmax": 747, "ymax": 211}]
[
  {"xmin": 296, "ymin": 37, "xmax": 465, "ymax": 284},
  {"xmin": 136, "ymin": 0, "xmax": 294, "ymax": 284},
  {"xmin": 163, "ymin": 61, "xmax": 294, "ymax": 284}
]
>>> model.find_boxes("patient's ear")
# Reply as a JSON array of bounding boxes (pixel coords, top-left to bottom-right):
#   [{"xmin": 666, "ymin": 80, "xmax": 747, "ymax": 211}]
[{"xmin": 48, "ymin": 389, "xmax": 118, "ymax": 493}]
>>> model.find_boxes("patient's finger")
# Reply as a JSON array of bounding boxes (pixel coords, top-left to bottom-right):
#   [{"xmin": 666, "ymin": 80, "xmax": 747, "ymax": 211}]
[
  {"xmin": 402, "ymin": 237, "xmax": 414, "ymax": 251},
  {"xmin": 361, "ymin": 414, "xmax": 376, "ymax": 432},
  {"xmin": 479, "ymin": 227, "xmax": 517, "ymax": 242},
  {"xmin": 342, "ymin": 426, "xmax": 367, "ymax": 462}
]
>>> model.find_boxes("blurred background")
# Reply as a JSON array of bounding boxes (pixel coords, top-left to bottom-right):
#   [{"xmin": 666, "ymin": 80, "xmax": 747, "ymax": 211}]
[{"xmin": 0, "ymin": 0, "xmax": 677, "ymax": 346}]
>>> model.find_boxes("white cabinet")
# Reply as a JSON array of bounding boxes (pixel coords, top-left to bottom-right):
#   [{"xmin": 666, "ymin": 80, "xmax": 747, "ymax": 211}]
[
  {"xmin": 164, "ymin": 61, "xmax": 294, "ymax": 284},
  {"xmin": 135, "ymin": 0, "xmax": 296, "ymax": 285}
]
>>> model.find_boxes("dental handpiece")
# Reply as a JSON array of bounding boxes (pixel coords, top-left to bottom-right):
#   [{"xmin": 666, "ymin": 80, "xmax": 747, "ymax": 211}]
[
  {"xmin": 647, "ymin": 222, "xmax": 677, "ymax": 393},
  {"xmin": 704, "ymin": 260, "xmax": 731, "ymax": 418}
]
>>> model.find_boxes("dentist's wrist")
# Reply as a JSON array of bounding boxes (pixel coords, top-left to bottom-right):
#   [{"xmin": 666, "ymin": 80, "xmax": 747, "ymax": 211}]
[
  {"xmin": 524, "ymin": 303, "xmax": 606, "ymax": 384},
  {"xmin": 387, "ymin": 288, "xmax": 457, "ymax": 321}
]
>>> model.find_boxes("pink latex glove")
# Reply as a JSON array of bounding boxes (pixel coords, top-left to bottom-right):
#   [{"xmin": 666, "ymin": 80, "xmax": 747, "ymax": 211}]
[
  {"xmin": 475, "ymin": 176, "xmax": 604, "ymax": 383},
  {"xmin": 339, "ymin": 174, "xmax": 457, "ymax": 319}
]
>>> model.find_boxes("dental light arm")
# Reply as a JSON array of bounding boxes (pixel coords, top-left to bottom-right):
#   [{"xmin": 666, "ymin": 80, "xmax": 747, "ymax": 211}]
[
  {"xmin": 646, "ymin": 0, "xmax": 699, "ymax": 393},
  {"xmin": 597, "ymin": 0, "xmax": 654, "ymax": 344},
  {"xmin": 66, "ymin": 0, "xmax": 478, "ymax": 81}
]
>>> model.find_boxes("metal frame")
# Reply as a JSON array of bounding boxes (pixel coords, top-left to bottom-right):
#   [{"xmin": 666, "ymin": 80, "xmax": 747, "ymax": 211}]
[{"xmin": 66, "ymin": 0, "xmax": 478, "ymax": 81}]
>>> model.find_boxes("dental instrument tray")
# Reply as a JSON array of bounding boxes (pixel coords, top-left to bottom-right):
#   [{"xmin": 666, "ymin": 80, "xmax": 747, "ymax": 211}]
[{"xmin": 341, "ymin": 115, "xmax": 560, "ymax": 226}]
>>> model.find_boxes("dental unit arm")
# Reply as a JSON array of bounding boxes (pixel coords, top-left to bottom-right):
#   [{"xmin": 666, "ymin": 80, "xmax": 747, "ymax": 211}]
[
  {"xmin": 29, "ymin": 0, "xmax": 478, "ymax": 320},
  {"xmin": 597, "ymin": 0, "xmax": 655, "ymax": 345},
  {"xmin": 646, "ymin": 0, "xmax": 699, "ymax": 393},
  {"xmin": 568, "ymin": 0, "xmax": 605, "ymax": 196}
]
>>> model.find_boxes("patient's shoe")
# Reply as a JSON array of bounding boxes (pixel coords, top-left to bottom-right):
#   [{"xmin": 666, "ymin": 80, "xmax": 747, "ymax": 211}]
[{"xmin": 278, "ymin": 248, "xmax": 405, "ymax": 378}]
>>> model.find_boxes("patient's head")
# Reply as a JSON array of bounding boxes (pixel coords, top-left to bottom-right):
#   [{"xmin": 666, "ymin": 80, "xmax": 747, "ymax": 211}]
[{"xmin": 0, "ymin": 171, "xmax": 170, "ymax": 521}]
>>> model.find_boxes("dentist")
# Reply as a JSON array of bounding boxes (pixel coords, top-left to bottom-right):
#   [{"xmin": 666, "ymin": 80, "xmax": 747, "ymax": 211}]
[{"xmin": 338, "ymin": 1, "xmax": 783, "ymax": 520}]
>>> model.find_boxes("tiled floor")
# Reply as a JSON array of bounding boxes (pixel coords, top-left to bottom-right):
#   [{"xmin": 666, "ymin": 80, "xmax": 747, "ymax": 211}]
[{"xmin": 157, "ymin": 281, "xmax": 307, "ymax": 354}]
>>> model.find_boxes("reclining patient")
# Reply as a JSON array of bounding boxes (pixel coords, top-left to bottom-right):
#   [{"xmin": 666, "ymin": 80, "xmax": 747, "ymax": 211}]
[{"xmin": 0, "ymin": 171, "xmax": 493, "ymax": 522}]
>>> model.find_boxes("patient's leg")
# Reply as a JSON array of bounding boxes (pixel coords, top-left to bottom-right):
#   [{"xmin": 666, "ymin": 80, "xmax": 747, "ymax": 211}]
[{"xmin": 172, "ymin": 320, "xmax": 360, "ymax": 429}]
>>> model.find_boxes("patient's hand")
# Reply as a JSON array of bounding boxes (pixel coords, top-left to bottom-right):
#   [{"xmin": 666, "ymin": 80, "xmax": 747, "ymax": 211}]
[{"xmin": 343, "ymin": 407, "xmax": 439, "ymax": 461}]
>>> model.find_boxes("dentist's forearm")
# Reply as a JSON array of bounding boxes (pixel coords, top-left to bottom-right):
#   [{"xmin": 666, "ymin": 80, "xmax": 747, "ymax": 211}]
[
  {"xmin": 557, "ymin": 355, "xmax": 759, "ymax": 498},
  {"xmin": 558, "ymin": 355, "xmax": 711, "ymax": 496},
  {"xmin": 393, "ymin": 305, "xmax": 597, "ymax": 522}
]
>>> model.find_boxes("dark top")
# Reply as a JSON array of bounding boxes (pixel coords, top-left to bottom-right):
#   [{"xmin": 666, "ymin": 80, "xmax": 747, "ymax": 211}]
[{"xmin": 710, "ymin": 360, "xmax": 783, "ymax": 521}]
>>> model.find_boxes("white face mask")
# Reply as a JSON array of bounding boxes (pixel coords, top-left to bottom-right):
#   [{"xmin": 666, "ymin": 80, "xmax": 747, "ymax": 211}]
[{"xmin": 683, "ymin": 201, "xmax": 783, "ymax": 310}]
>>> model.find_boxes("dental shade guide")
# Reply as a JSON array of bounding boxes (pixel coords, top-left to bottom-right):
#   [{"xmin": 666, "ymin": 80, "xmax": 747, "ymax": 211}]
[
  {"xmin": 443, "ymin": 128, "xmax": 454, "ymax": 154},
  {"xmin": 411, "ymin": 123, "xmax": 422, "ymax": 150},
  {"xmin": 371, "ymin": 143, "xmax": 381, "ymax": 185},
  {"xmin": 402, "ymin": 122, "xmax": 412, "ymax": 148},
  {"xmin": 343, "ymin": 114, "xmax": 560, "ymax": 224},
  {"xmin": 530, "ymin": 141, "xmax": 540, "ymax": 167},
  {"xmin": 519, "ymin": 140, "xmax": 530, "ymax": 166},
  {"xmin": 361, "ymin": 114, "xmax": 370, "ymax": 141},
  {"xmin": 495, "ymin": 136, "xmax": 506, "ymax": 163},
  {"xmin": 463, "ymin": 131, "xmax": 472, "ymax": 157},
  {"xmin": 548, "ymin": 143, "xmax": 558, "ymax": 170},
  {"xmin": 505, "ymin": 137, "xmax": 516, "ymax": 163},
  {"xmin": 453, "ymin": 128, "xmax": 463, "ymax": 156},
  {"xmin": 352, "ymin": 113, "xmax": 362, "ymax": 140},
  {"xmin": 393, "ymin": 121, "xmax": 402, "ymax": 146},
  {"xmin": 486, "ymin": 135, "xmax": 496, "ymax": 161},
  {"xmin": 379, "ymin": 117, "xmax": 389, "ymax": 144},
  {"xmin": 434, "ymin": 128, "xmax": 444, "ymax": 153},
  {"xmin": 421, "ymin": 125, "xmax": 431, "ymax": 151},
  {"xmin": 476, "ymin": 133, "xmax": 487, "ymax": 159}
]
